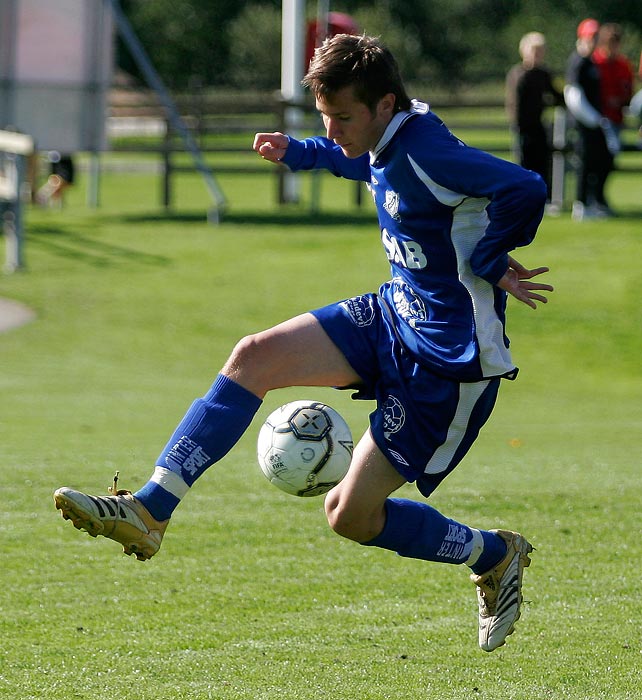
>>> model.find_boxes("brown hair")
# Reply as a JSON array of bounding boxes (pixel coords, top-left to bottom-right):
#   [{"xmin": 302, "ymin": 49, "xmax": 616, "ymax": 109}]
[
  {"xmin": 302, "ymin": 34, "xmax": 412, "ymax": 113},
  {"xmin": 597, "ymin": 23, "xmax": 623, "ymax": 47}
]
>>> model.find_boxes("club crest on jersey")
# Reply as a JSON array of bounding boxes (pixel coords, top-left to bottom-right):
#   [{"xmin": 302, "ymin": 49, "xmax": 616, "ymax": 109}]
[
  {"xmin": 341, "ymin": 295, "xmax": 376, "ymax": 327},
  {"xmin": 382, "ymin": 395, "xmax": 406, "ymax": 440},
  {"xmin": 383, "ymin": 190, "xmax": 401, "ymax": 221},
  {"xmin": 391, "ymin": 278, "xmax": 427, "ymax": 328}
]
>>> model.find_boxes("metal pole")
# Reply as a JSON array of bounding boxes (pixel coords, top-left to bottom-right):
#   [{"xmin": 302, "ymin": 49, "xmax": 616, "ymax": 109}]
[
  {"xmin": 105, "ymin": 0, "xmax": 226, "ymax": 222},
  {"xmin": 281, "ymin": 0, "xmax": 305, "ymax": 204},
  {"xmin": 551, "ymin": 107, "xmax": 567, "ymax": 212},
  {"xmin": 1, "ymin": 154, "xmax": 24, "ymax": 273},
  {"xmin": 316, "ymin": 0, "xmax": 330, "ymax": 45},
  {"xmin": 0, "ymin": 130, "xmax": 33, "ymax": 273},
  {"xmin": 87, "ymin": 152, "xmax": 101, "ymax": 208},
  {"xmin": 308, "ymin": 0, "xmax": 330, "ymax": 214}
]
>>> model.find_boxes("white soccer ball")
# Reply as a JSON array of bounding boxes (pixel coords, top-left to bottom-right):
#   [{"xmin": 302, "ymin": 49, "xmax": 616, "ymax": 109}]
[{"xmin": 257, "ymin": 400, "xmax": 353, "ymax": 497}]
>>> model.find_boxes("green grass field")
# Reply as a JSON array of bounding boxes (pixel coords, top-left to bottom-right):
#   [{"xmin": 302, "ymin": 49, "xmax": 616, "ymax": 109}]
[{"xmin": 1, "ymin": 156, "xmax": 641, "ymax": 700}]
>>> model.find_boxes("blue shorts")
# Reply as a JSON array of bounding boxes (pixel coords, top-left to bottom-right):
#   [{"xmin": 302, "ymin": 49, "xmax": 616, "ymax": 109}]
[{"xmin": 312, "ymin": 294, "xmax": 501, "ymax": 497}]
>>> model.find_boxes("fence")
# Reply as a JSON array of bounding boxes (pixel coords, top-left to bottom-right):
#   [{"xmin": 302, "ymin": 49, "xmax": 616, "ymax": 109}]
[{"xmin": 107, "ymin": 89, "xmax": 642, "ymax": 211}]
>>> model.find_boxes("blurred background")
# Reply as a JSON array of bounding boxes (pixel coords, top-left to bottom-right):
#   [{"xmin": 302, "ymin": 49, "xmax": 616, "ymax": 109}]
[{"xmin": 113, "ymin": 0, "xmax": 641, "ymax": 92}]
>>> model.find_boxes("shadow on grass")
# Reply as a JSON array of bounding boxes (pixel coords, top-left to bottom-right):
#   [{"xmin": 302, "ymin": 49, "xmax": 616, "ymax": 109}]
[
  {"xmin": 26, "ymin": 223, "xmax": 171, "ymax": 267},
  {"xmin": 105, "ymin": 208, "xmax": 377, "ymax": 228},
  {"xmin": 102, "ymin": 205, "xmax": 642, "ymax": 227},
  {"xmin": 614, "ymin": 207, "xmax": 642, "ymax": 219}
]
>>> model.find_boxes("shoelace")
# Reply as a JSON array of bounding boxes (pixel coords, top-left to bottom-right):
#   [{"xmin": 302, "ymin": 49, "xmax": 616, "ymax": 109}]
[{"xmin": 107, "ymin": 470, "xmax": 132, "ymax": 499}]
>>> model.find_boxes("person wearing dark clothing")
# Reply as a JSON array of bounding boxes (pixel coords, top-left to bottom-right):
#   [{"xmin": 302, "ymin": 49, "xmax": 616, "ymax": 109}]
[
  {"xmin": 564, "ymin": 19, "xmax": 619, "ymax": 219},
  {"xmin": 506, "ymin": 32, "xmax": 563, "ymax": 201}
]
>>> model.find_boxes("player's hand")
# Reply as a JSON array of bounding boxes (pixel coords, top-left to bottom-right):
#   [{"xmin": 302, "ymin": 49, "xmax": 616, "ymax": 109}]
[
  {"xmin": 497, "ymin": 256, "xmax": 554, "ymax": 309},
  {"xmin": 253, "ymin": 132, "xmax": 289, "ymax": 162}
]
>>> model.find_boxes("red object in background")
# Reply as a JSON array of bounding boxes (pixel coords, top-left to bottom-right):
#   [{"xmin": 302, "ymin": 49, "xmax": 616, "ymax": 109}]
[
  {"xmin": 592, "ymin": 47, "xmax": 635, "ymax": 125},
  {"xmin": 305, "ymin": 12, "xmax": 359, "ymax": 68}
]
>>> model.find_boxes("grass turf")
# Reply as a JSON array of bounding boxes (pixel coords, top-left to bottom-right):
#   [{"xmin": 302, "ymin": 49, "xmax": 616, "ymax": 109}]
[{"xmin": 0, "ymin": 158, "xmax": 641, "ymax": 699}]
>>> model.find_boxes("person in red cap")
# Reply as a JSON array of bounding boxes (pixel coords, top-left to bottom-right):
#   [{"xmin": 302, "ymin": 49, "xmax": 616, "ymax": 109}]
[
  {"xmin": 577, "ymin": 18, "xmax": 600, "ymax": 41},
  {"xmin": 564, "ymin": 18, "xmax": 620, "ymax": 220}
]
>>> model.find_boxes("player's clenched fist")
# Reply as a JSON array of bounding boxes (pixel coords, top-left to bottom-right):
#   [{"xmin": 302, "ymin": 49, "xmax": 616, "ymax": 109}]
[{"xmin": 253, "ymin": 132, "xmax": 289, "ymax": 162}]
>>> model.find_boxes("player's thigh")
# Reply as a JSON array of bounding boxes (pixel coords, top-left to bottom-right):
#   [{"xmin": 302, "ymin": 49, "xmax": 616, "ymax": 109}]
[
  {"xmin": 222, "ymin": 312, "xmax": 361, "ymax": 397},
  {"xmin": 324, "ymin": 429, "xmax": 406, "ymax": 542}
]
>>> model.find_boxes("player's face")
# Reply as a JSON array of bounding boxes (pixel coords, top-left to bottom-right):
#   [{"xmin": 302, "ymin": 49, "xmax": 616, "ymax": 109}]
[{"xmin": 316, "ymin": 86, "xmax": 395, "ymax": 158}]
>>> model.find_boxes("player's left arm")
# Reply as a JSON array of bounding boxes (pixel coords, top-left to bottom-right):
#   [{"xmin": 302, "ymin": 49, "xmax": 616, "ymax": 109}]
[
  {"xmin": 407, "ymin": 121, "xmax": 548, "ymax": 282},
  {"xmin": 417, "ymin": 136, "xmax": 552, "ymax": 305},
  {"xmin": 497, "ymin": 256, "xmax": 553, "ymax": 309}
]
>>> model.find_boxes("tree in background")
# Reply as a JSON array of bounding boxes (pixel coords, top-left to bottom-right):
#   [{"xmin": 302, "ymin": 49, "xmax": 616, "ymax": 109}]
[
  {"xmin": 116, "ymin": 0, "xmax": 641, "ymax": 92},
  {"xmin": 228, "ymin": 4, "xmax": 282, "ymax": 90},
  {"xmin": 118, "ymin": 0, "xmax": 280, "ymax": 88}
]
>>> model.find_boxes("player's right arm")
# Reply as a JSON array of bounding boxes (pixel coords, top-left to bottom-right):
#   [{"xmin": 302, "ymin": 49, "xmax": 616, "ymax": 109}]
[
  {"xmin": 252, "ymin": 132, "xmax": 370, "ymax": 182},
  {"xmin": 253, "ymin": 132, "xmax": 289, "ymax": 162}
]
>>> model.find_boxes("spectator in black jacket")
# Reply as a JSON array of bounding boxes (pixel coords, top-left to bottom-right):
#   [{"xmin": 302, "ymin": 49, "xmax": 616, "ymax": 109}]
[{"xmin": 506, "ymin": 31, "xmax": 564, "ymax": 204}]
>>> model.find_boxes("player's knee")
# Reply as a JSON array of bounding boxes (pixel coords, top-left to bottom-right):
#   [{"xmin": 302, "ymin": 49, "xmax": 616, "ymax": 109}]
[
  {"xmin": 324, "ymin": 489, "xmax": 377, "ymax": 543},
  {"xmin": 224, "ymin": 333, "xmax": 274, "ymax": 393},
  {"xmin": 223, "ymin": 333, "xmax": 272, "ymax": 382},
  {"xmin": 228, "ymin": 333, "xmax": 263, "ymax": 367},
  {"xmin": 324, "ymin": 487, "xmax": 341, "ymax": 525}
]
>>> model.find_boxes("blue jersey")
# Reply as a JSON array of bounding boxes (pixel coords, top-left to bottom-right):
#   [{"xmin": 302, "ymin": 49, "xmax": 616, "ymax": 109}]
[{"xmin": 282, "ymin": 102, "xmax": 547, "ymax": 382}]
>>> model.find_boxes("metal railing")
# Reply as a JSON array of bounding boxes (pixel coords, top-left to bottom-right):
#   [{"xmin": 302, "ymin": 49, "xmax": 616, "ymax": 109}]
[{"xmin": 0, "ymin": 129, "xmax": 34, "ymax": 272}]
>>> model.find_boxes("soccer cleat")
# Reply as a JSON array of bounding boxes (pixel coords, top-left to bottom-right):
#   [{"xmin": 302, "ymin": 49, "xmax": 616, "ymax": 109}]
[
  {"xmin": 470, "ymin": 529, "xmax": 533, "ymax": 652},
  {"xmin": 53, "ymin": 473, "xmax": 169, "ymax": 561}
]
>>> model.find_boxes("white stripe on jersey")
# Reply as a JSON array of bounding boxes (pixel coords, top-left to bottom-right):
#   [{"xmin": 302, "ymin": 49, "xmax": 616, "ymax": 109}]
[
  {"xmin": 407, "ymin": 156, "xmax": 514, "ymax": 378},
  {"xmin": 424, "ymin": 380, "xmax": 490, "ymax": 475}
]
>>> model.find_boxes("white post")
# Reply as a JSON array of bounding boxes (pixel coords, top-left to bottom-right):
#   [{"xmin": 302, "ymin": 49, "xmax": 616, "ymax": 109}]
[
  {"xmin": 308, "ymin": 0, "xmax": 329, "ymax": 213},
  {"xmin": 550, "ymin": 107, "xmax": 567, "ymax": 212},
  {"xmin": 315, "ymin": 0, "xmax": 329, "ymax": 43},
  {"xmin": 87, "ymin": 152, "xmax": 101, "ymax": 208},
  {"xmin": 281, "ymin": 0, "xmax": 306, "ymax": 203}
]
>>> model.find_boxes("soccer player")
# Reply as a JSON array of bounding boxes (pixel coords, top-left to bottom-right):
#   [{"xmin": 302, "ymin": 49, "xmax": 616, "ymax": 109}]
[{"xmin": 55, "ymin": 34, "xmax": 553, "ymax": 652}]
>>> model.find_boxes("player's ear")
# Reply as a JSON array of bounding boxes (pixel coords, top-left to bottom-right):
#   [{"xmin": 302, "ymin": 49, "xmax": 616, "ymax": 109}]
[{"xmin": 377, "ymin": 93, "xmax": 396, "ymax": 117}]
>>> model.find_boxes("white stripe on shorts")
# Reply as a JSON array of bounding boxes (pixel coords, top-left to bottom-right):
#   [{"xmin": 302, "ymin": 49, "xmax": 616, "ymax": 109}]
[{"xmin": 424, "ymin": 380, "xmax": 490, "ymax": 475}]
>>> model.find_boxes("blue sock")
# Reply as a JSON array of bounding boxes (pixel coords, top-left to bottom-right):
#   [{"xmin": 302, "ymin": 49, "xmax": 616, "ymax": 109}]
[
  {"xmin": 134, "ymin": 374, "xmax": 262, "ymax": 520},
  {"xmin": 470, "ymin": 530, "xmax": 508, "ymax": 574},
  {"xmin": 363, "ymin": 498, "xmax": 507, "ymax": 570}
]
